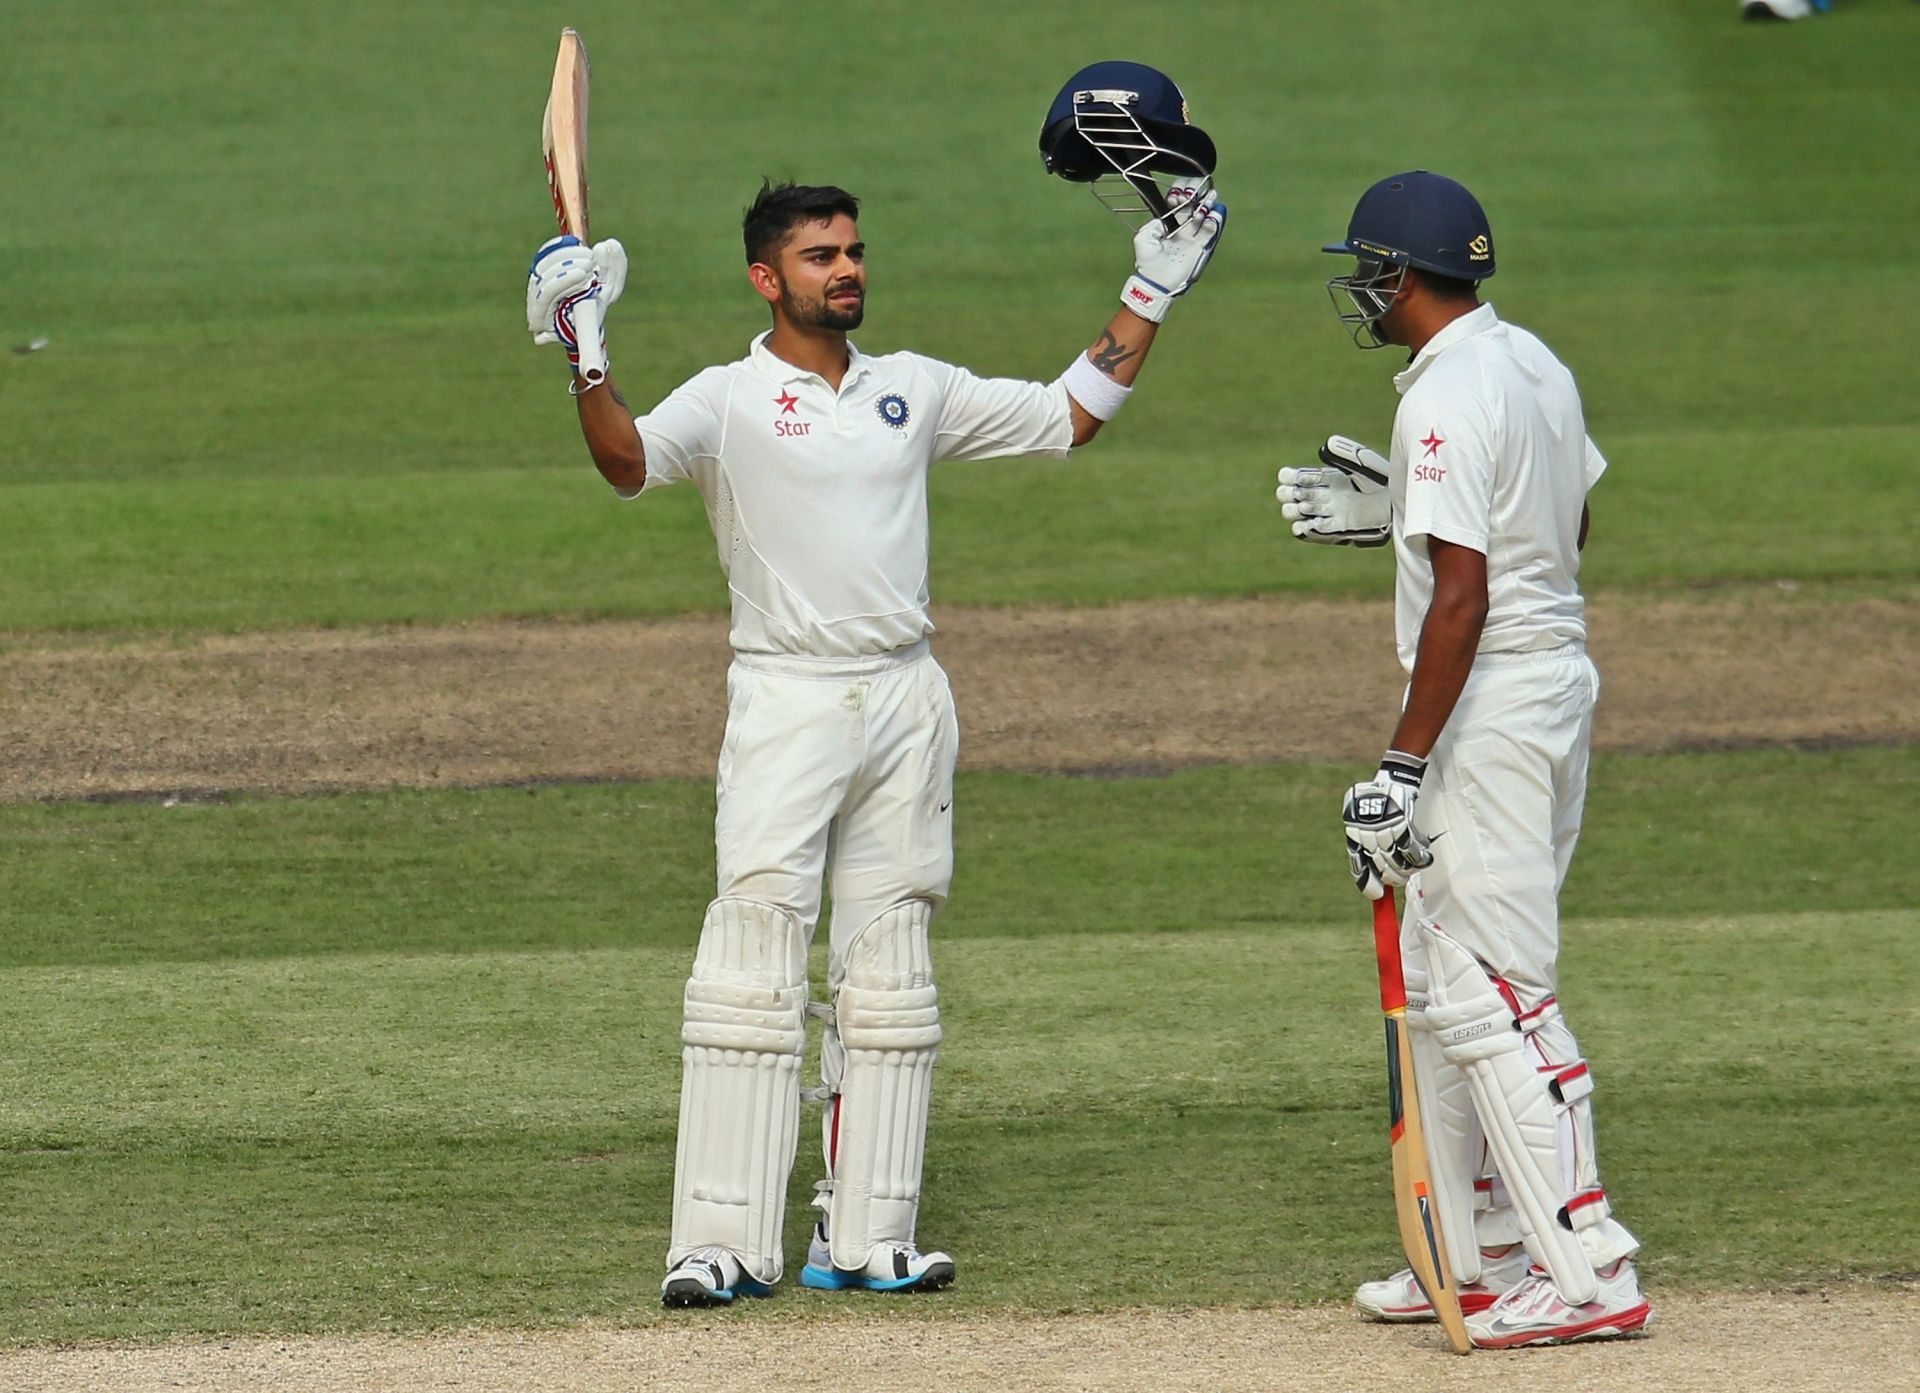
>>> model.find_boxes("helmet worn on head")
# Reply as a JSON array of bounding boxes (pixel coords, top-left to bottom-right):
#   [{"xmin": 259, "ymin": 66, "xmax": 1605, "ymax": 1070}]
[
  {"xmin": 1039, "ymin": 61, "xmax": 1216, "ymax": 229},
  {"xmin": 1323, "ymin": 170, "xmax": 1494, "ymax": 280},
  {"xmin": 1322, "ymin": 171, "xmax": 1493, "ymax": 349}
]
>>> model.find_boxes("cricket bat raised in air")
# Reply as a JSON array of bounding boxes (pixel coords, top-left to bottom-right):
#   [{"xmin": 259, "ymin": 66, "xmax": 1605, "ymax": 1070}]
[
  {"xmin": 1372, "ymin": 888, "xmax": 1472, "ymax": 1355},
  {"xmin": 542, "ymin": 27, "xmax": 607, "ymax": 387}
]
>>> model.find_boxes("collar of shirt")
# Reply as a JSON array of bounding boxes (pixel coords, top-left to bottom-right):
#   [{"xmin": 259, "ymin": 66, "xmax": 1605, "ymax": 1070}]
[
  {"xmin": 1392, "ymin": 302, "xmax": 1500, "ymax": 396},
  {"xmin": 748, "ymin": 330, "xmax": 873, "ymax": 393}
]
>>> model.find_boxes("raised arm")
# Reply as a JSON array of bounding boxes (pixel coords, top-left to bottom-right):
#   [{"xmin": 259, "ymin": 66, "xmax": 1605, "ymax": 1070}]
[
  {"xmin": 528, "ymin": 234, "xmax": 646, "ymax": 490},
  {"xmin": 1066, "ymin": 312, "xmax": 1159, "ymax": 445},
  {"xmin": 576, "ymin": 376, "xmax": 647, "ymax": 493},
  {"xmin": 1060, "ymin": 192, "xmax": 1226, "ymax": 447}
]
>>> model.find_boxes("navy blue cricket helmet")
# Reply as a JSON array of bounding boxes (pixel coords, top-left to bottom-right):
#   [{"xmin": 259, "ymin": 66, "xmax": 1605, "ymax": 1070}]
[
  {"xmin": 1323, "ymin": 171, "xmax": 1493, "ymax": 348},
  {"xmin": 1039, "ymin": 61, "xmax": 1216, "ymax": 183},
  {"xmin": 1323, "ymin": 170, "xmax": 1495, "ymax": 281},
  {"xmin": 1039, "ymin": 61, "xmax": 1215, "ymax": 230}
]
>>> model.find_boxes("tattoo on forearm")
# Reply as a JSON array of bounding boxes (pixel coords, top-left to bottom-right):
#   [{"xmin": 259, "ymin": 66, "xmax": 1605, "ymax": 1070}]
[
  {"xmin": 609, "ymin": 384, "xmax": 630, "ymax": 410},
  {"xmin": 1088, "ymin": 330, "xmax": 1138, "ymax": 377}
]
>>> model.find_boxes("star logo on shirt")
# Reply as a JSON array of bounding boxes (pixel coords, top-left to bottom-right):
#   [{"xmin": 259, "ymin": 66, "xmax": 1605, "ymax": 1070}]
[
  {"xmin": 774, "ymin": 390, "xmax": 799, "ymax": 415},
  {"xmin": 1420, "ymin": 430, "xmax": 1446, "ymax": 458}
]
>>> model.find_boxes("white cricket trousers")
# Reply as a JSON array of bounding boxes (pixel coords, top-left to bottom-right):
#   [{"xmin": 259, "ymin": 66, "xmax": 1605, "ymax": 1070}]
[
  {"xmin": 1403, "ymin": 643, "xmax": 1637, "ymax": 1264},
  {"xmin": 714, "ymin": 640, "xmax": 958, "ymax": 966},
  {"xmin": 1404, "ymin": 643, "xmax": 1600, "ymax": 999}
]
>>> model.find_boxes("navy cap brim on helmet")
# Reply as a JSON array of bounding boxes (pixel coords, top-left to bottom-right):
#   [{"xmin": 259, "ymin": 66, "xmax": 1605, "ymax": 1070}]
[{"xmin": 1321, "ymin": 236, "xmax": 1408, "ymax": 264}]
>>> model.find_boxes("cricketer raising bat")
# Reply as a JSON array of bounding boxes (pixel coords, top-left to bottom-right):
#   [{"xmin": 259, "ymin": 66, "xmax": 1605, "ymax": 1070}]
[
  {"xmin": 1372, "ymin": 889, "xmax": 1472, "ymax": 1355},
  {"xmin": 542, "ymin": 27, "xmax": 607, "ymax": 387}
]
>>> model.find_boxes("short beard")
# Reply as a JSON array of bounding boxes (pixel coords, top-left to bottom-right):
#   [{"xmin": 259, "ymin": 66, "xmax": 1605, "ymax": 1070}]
[{"xmin": 781, "ymin": 286, "xmax": 863, "ymax": 332}]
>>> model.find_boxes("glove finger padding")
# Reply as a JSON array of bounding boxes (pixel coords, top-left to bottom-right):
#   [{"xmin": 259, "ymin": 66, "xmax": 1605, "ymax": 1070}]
[
  {"xmin": 1276, "ymin": 466, "xmax": 1339, "ymax": 518},
  {"xmin": 591, "ymin": 238, "xmax": 628, "ymax": 310},
  {"xmin": 527, "ymin": 235, "xmax": 598, "ymax": 343},
  {"xmin": 1346, "ymin": 834, "xmax": 1386, "ymax": 901},
  {"xmin": 1276, "ymin": 449, "xmax": 1391, "ymax": 547}
]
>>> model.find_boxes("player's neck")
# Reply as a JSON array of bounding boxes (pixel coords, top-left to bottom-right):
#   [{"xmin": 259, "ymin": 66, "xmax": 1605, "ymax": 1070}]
[
  {"xmin": 765, "ymin": 322, "xmax": 852, "ymax": 391},
  {"xmin": 1398, "ymin": 298, "xmax": 1481, "ymax": 358}
]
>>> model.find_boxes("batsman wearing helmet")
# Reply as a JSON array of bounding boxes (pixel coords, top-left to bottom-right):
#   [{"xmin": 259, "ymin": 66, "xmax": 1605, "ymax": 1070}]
[
  {"xmin": 524, "ymin": 63, "xmax": 1224, "ymax": 1308},
  {"xmin": 1282, "ymin": 171, "xmax": 1652, "ymax": 1347}
]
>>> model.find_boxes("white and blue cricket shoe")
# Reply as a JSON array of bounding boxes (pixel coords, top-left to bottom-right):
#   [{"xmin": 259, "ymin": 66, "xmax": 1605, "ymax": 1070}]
[
  {"xmin": 660, "ymin": 1246, "xmax": 774, "ymax": 1308},
  {"xmin": 799, "ymin": 1222, "xmax": 955, "ymax": 1293},
  {"xmin": 1741, "ymin": 0, "xmax": 1830, "ymax": 18}
]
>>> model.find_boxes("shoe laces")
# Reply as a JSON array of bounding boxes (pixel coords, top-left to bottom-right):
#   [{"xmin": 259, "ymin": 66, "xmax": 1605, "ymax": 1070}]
[
  {"xmin": 678, "ymin": 1245, "xmax": 742, "ymax": 1277},
  {"xmin": 1491, "ymin": 1272, "xmax": 1576, "ymax": 1319}
]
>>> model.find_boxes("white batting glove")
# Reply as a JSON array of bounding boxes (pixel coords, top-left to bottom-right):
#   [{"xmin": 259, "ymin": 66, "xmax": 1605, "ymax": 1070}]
[
  {"xmin": 525, "ymin": 236, "xmax": 627, "ymax": 368},
  {"xmin": 1121, "ymin": 190, "xmax": 1226, "ymax": 324},
  {"xmin": 1341, "ymin": 752, "xmax": 1434, "ymax": 901},
  {"xmin": 1277, "ymin": 435, "xmax": 1392, "ymax": 547}
]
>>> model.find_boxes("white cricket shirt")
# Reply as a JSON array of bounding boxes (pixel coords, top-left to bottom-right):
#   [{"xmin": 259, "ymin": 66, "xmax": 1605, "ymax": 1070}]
[
  {"xmin": 1388, "ymin": 304, "xmax": 1607, "ymax": 673},
  {"xmin": 628, "ymin": 332, "xmax": 1073, "ymax": 658}
]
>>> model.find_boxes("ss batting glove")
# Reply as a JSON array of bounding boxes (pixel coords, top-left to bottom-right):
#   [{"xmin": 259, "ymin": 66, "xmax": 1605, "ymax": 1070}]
[
  {"xmin": 1340, "ymin": 751, "xmax": 1434, "ymax": 901},
  {"xmin": 1276, "ymin": 435, "xmax": 1392, "ymax": 547},
  {"xmin": 1122, "ymin": 189, "xmax": 1226, "ymax": 324}
]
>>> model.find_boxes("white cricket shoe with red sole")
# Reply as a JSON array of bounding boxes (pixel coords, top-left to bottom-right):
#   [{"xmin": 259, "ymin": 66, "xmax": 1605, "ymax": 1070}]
[
  {"xmin": 1354, "ymin": 1244, "xmax": 1531, "ymax": 1322},
  {"xmin": 1465, "ymin": 1258, "xmax": 1654, "ymax": 1348}
]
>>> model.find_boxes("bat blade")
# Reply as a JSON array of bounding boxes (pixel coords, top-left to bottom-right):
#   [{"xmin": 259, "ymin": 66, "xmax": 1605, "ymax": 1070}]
[
  {"xmin": 1374, "ymin": 890, "xmax": 1472, "ymax": 1355},
  {"xmin": 541, "ymin": 27, "xmax": 606, "ymax": 385},
  {"xmin": 543, "ymin": 28, "xmax": 590, "ymax": 241}
]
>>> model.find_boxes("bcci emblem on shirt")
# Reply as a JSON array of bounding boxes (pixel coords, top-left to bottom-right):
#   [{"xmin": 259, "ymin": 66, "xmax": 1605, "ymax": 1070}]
[{"xmin": 876, "ymin": 393, "xmax": 910, "ymax": 430}]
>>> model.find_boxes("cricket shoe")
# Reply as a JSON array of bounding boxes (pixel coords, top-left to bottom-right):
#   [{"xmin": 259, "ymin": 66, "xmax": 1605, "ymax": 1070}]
[
  {"xmin": 1741, "ymin": 0, "xmax": 1827, "ymax": 18},
  {"xmin": 660, "ymin": 1246, "xmax": 774, "ymax": 1308},
  {"xmin": 1354, "ymin": 1244, "xmax": 1531, "ymax": 1322},
  {"xmin": 799, "ymin": 1222, "xmax": 955, "ymax": 1293},
  {"xmin": 1465, "ymin": 1258, "xmax": 1653, "ymax": 1348}
]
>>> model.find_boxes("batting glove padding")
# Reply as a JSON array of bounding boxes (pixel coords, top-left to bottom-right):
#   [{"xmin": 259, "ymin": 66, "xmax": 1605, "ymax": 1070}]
[
  {"xmin": 1122, "ymin": 190, "xmax": 1226, "ymax": 323},
  {"xmin": 1277, "ymin": 435, "xmax": 1393, "ymax": 547},
  {"xmin": 526, "ymin": 235, "xmax": 626, "ymax": 369},
  {"xmin": 1342, "ymin": 751, "xmax": 1435, "ymax": 900}
]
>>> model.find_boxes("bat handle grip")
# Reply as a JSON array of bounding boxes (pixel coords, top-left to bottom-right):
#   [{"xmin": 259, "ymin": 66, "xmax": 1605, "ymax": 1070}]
[
  {"xmin": 572, "ymin": 296, "xmax": 608, "ymax": 387},
  {"xmin": 1372, "ymin": 889, "xmax": 1407, "ymax": 1014}
]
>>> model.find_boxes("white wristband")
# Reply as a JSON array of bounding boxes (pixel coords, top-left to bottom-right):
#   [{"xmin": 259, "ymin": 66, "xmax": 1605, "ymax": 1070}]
[{"xmin": 1059, "ymin": 351, "xmax": 1133, "ymax": 422}]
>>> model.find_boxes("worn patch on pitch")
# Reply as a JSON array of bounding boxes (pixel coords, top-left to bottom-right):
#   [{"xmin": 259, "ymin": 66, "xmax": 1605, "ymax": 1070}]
[{"xmin": 0, "ymin": 586, "xmax": 1911, "ymax": 802}]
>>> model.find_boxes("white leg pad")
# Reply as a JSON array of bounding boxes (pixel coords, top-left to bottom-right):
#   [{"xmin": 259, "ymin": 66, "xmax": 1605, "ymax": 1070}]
[
  {"xmin": 1421, "ymin": 923, "xmax": 1600, "ymax": 1305},
  {"xmin": 1403, "ymin": 954, "xmax": 1484, "ymax": 1286},
  {"xmin": 823, "ymin": 900, "xmax": 942, "ymax": 1271},
  {"xmin": 669, "ymin": 898, "xmax": 809, "ymax": 1286},
  {"xmin": 1522, "ymin": 1001, "xmax": 1641, "ymax": 1269}
]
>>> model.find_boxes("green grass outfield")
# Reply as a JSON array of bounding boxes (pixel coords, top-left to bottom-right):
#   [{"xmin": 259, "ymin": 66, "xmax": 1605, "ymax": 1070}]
[
  {"xmin": 3, "ymin": 2, "xmax": 1918, "ymax": 630},
  {"xmin": 1, "ymin": 748, "xmax": 1914, "ymax": 1344},
  {"xmin": 2, "ymin": 0, "xmax": 1915, "ymax": 1351}
]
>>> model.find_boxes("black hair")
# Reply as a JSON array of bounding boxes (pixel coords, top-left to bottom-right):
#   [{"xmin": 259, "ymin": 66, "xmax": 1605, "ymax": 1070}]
[
  {"xmin": 742, "ymin": 180, "xmax": 860, "ymax": 266},
  {"xmin": 1412, "ymin": 267, "xmax": 1481, "ymax": 303}
]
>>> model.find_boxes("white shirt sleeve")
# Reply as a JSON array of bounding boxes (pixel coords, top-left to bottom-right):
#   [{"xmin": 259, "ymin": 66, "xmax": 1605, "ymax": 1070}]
[
  {"xmin": 927, "ymin": 361, "xmax": 1074, "ymax": 463},
  {"xmin": 625, "ymin": 372, "xmax": 725, "ymax": 499},
  {"xmin": 1400, "ymin": 395, "xmax": 1495, "ymax": 554},
  {"xmin": 1583, "ymin": 434, "xmax": 1608, "ymax": 490}
]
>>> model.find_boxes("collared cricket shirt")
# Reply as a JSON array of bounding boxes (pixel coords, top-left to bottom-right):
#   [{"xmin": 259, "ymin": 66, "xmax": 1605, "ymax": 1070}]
[
  {"xmin": 627, "ymin": 332, "xmax": 1073, "ymax": 658},
  {"xmin": 1387, "ymin": 304, "xmax": 1608, "ymax": 673}
]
